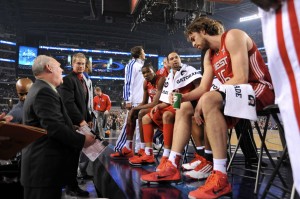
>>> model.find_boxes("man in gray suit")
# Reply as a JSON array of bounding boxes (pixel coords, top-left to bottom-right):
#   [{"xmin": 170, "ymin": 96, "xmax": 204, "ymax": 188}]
[{"xmin": 21, "ymin": 55, "xmax": 95, "ymax": 199}]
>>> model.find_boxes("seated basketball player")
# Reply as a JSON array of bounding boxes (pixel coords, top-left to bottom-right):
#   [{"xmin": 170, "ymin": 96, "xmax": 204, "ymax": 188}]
[
  {"xmin": 110, "ymin": 63, "xmax": 166, "ymax": 159},
  {"xmin": 130, "ymin": 52, "xmax": 201, "ymax": 170},
  {"xmin": 141, "ymin": 17, "xmax": 274, "ymax": 199}
]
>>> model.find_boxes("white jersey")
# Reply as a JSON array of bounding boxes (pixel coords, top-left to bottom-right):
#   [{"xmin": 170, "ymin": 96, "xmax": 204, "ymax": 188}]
[
  {"xmin": 123, "ymin": 58, "xmax": 144, "ymax": 105},
  {"xmin": 260, "ymin": 0, "xmax": 300, "ymax": 193}
]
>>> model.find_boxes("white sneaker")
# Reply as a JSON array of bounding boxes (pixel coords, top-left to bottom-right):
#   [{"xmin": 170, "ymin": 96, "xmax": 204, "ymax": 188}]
[
  {"xmin": 184, "ymin": 159, "xmax": 213, "ymax": 180},
  {"xmin": 182, "ymin": 153, "xmax": 202, "ymax": 171}
]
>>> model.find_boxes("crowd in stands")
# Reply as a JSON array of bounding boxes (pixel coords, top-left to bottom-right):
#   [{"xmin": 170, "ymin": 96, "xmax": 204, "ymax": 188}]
[
  {"xmin": 251, "ymin": 116, "xmax": 279, "ymax": 130},
  {"xmin": 0, "ymin": 43, "xmax": 16, "ymax": 52},
  {"xmin": 0, "ymin": 24, "xmax": 16, "ymax": 41}
]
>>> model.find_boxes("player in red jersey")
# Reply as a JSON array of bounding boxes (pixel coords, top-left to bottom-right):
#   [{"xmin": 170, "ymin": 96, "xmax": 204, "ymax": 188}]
[
  {"xmin": 141, "ymin": 17, "xmax": 274, "ymax": 199},
  {"xmin": 157, "ymin": 57, "xmax": 171, "ymax": 77},
  {"xmin": 110, "ymin": 63, "xmax": 166, "ymax": 159},
  {"xmin": 211, "ymin": 0, "xmax": 300, "ymax": 194},
  {"xmin": 185, "ymin": 17, "xmax": 274, "ymax": 199},
  {"xmin": 133, "ymin": 52, "xmax": 201, "ymax": 170}
]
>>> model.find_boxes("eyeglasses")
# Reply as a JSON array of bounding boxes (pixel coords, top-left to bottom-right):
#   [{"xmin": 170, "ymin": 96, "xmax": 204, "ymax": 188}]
[{"xmin": 18, "ymin": 92, "xmax": 28, "ymax": 96}]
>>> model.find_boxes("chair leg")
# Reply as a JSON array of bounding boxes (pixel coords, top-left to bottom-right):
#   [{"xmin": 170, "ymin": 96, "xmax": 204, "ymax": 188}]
[
  {"xmin": 261, "ymin": 146, "xmax": 289, "ymax": 199},
  {"xmin": 182, "ymin": 138, "xmax": 197, "ymax": 164},
  {"xmin": 227, "ymin": 132, "xmax": 243, "ymax": 171},
  {"xmin": 227, "ymin": 128, "xmax": 233, "ymax": 161},
  {"xmin": 155, "ymin": 140, "xmax": 164, "ymax": 161},
  {"xmin": 254, "ymin": 115, "xmax": 288, "ymax": 194}
]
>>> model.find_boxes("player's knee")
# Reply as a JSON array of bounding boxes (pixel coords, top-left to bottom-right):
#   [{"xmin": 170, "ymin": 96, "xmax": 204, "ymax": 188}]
[
  {"xmin": 163, "ymin": 112, "xmax": 175, "ymax": 123},
  {"xmin": 142, "ymin": 114, "xmax": 152, "ymax": 124},
  {"xmin": 201, "ymin": 92, "xmax": 222, "ymax": 115}
]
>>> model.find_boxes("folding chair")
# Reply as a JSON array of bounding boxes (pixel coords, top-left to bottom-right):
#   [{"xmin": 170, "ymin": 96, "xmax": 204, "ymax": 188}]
[
  {"xmin": 260, "ymin": 105, "xmax": 292, "ymax": 198},
  {"xmin": 227, "ymin": 104, "xmax": 288, "ymax": 194}
]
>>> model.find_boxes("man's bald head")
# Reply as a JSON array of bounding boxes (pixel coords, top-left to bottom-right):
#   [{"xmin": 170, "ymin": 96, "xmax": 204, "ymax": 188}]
[{"xmin": 16, "ymin": 78, "xmax": 33, "ymax": 101}]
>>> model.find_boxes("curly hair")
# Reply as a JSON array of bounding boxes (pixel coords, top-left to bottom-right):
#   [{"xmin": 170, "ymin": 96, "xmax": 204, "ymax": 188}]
[{"xmin": 185, "ymin": 17, "xmax": 225, "ymax": 39}]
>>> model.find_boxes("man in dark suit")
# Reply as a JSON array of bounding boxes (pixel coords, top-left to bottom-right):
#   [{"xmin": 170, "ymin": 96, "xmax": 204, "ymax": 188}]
[
  {"xmin": 59, "ymin": 52, "xmax": 93, "ymax": 196},
  {"xmin": 21, "ymin": 55, "xmax": 95, "ymax": 199}
]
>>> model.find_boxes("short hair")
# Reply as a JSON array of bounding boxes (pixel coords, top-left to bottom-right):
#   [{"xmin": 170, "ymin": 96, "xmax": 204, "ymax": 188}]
[
  {"xmin": 72, "ymin": 53, "xmax": 86, "ymax": 64},
  {"xmin": 130, "ymin": 46, "xmax": 143, "ymax": 59},
  {"xmin": 167, "ymin": 52, "xmax": 179, "ymax": 61},
  {"xmin": 142, "ymin": 62, "xmax": 155, "ymax": 71},
  {"xmin": 94, "ymin": 87, "xmax": 102, "ymax": 92},
  {"xmin": 185, "ymin": 17, "xmax": 225, "ymax": 39},
  {"xmin": 32, "ymin": 55, "xmax": 52, "ymax": 76}
]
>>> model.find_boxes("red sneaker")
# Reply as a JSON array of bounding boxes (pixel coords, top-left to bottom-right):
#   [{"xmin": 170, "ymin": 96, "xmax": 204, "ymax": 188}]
[
  {"xmin": 188, "ymin": 170, "xmax": 232, "ymax": 199},
  {"xmin": 129, "ymin": 149, "xmax": 145, "ymax": 162},
  {"xmin": 184, "ymin": 158, "xmax": 212, "ymax": 180},
  {"xmin": 129, "ymin": 153, "xmax": 155, "ymax": 166},
  {"xmin": 141, "ymin": 160, "xmax": 181, "ymax": 183},
  {"xmin": 182, "ymin": 153, "xmax": 203, "ymax": 171},
  {"xmin": 110, "ymin": 147, "xmax": 133, "ymax": 159},
  {"xmin": 156, "ymin": 156, "xmax": 168, "ymax": 172}
]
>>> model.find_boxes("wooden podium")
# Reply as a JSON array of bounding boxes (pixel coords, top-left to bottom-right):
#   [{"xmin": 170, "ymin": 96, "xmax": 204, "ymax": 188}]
[{"xmin": 0, "ymin": 122, "xmax": 47, "ymax": 160}]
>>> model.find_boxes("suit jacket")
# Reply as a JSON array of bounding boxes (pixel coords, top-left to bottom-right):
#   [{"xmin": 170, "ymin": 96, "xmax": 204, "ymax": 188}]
[
  {"xmin": 58, "ymin": 71, "xmax": 92, "ymax": 125},
  {"xmin": 21, "ymin": 79, "xmax": 85, "ymax": 188}
]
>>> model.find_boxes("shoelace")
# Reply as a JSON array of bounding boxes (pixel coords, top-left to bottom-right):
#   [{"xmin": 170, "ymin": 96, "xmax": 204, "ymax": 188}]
[{"xmin": 198, "ymin": 172, "xmax": 218, "ymax": 190}]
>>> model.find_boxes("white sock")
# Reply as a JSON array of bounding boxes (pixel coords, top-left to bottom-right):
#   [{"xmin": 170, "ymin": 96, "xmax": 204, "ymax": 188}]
[
  {"xmin": 197, "ymin": 146, "xmax": 205, "ymax": 150},
  {"xmin": 205, "ymin": 149, "xmax": 213, "ymax": 154},
  {"xmin": 213, "ymin": 158, "xmax": 227, "ymax": 174},
  {"xmin": 162, "ymin": 149, "xmax": 171, "ymax": 157},
  {"xmin": 145, "ymin": 147, "xmax": 153, "ymax": 155},
  {"xmin": 169, "ymin": 151, "xmax": 182, "ymax": 167},
  {"xmin": 140, "ymin": 142, "xmax": 145, "ymax": 149}
]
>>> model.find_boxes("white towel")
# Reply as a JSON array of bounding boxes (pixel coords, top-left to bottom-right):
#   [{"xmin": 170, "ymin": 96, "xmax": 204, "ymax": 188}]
[
  {"xmin": 219, "ymin": 84, "xmax": 257, "ymax": 121},
  {"xmin": 210, "ymin": 78, "xmax": 222, "ymax": 91},
  {"xmin": 160, "ymin": 64, "xmax": 202, "ymax": 103}
]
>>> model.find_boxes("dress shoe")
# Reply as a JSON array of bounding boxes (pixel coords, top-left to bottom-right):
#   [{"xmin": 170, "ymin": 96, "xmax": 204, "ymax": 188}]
[{"xmin": 66, "ymin": 185, "xmax": 89, "ymax": 197}]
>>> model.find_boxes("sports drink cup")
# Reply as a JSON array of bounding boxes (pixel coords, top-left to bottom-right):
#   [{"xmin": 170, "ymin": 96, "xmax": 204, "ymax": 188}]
[{"xmin": 172, "ymin": 92, "xmax": 182, "ymax": 109}]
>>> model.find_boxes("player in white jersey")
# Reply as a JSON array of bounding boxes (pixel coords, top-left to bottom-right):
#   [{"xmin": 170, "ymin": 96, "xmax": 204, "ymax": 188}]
[
  {"xmin": 114, "ymin": 46, "xmax": 145, "ymax": 154},
  {"xmin": 258, "ymin": 0, "xmax": 300, "ymax": 194}
]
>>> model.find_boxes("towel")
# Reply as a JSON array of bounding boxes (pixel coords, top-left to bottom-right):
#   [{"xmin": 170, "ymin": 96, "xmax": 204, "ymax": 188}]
[
  {"xmin": 160, "ymin": 64, "xmax": 202, "ymax": 103},
  {"xmin": 219, "ymin": 84, "xmax": 257, "ymax": 121},
  {"xmin": 210, "ymin": 78, "xmax": 222, "ymax": 91}
]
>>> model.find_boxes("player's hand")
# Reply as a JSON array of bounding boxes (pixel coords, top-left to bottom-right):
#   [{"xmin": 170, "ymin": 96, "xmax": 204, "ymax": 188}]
[
  {"xmin": 126, "ymin": 103, "xmax": 132, "ymax": 110},
  {"xmin": 169, "ymin": 92, "xmax": 174, "ymax": 105},
  {"xmin": 194, "ymin": 99, "xmax": 204, "ymax": 126},
  {"xmin": 150, "ymin": 105, "xmax": 159, "ymax": 118}
]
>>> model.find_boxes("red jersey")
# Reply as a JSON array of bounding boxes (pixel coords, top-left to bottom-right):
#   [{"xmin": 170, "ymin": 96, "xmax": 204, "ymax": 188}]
[
  {"xmin": 93, "ymin": 94, "xmax": 111, "ymax": 112},
  {"xmin": 146, "ymin": 74, "xmax": 164, "ymax": 102},
  {"xmin": 156, "ymin": 66, "xmax": 169, "ymax": 77},
  {"xmin": 210, "ymin": 31, "xmax": 274, "ymax": 110}
]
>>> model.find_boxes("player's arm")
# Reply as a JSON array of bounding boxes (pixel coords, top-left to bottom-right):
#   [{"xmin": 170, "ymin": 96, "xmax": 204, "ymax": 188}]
[
  {"xmin": 223, "ymin": 29, "xmax": 249, "ymax": 85},
  {"xmin": 182, "ymin": 51, "xmax": 214, "ymax": 102},
  {"xmin": 134, "ymin": 76, "xmax": 166, "ymax": 110}
]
